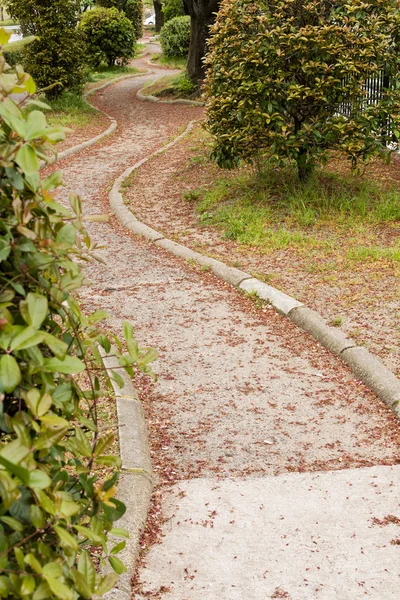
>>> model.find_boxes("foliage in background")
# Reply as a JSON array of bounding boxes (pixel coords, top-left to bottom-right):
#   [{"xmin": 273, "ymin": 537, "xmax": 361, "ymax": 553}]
[
  {"xmin": 96, "ymin": 0, "xmax": 144, "ymax": 39},
  {"xmin": 8, "ymin": 0, "xmax": 85, "ymax": 99},
  {"xmin": 160, "ymin": 15, "xmax": 190, "ymax": 57},
  {"xmin": 204, "ymin": 0, "xmax": 400, "ymax": 181},
  {"xmin": 162, "ymin": 0, "xmax": 183, "ymax": 22},
  {"xmin": 125, "ymin": 0, "xmax": 144, "ymax": 39},
  {"xmin": 0, "ymin": 29, "xmax": 157, "ymax": 599},
  {"xmin": 79, "ymin": 6, "xmax": 136, "ymax": 68}
]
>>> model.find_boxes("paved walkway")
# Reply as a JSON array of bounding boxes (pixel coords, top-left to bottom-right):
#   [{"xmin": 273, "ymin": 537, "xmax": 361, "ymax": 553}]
[{"xmin": 52, "ymin": 47, "xmax": 400, "ymax": 600}]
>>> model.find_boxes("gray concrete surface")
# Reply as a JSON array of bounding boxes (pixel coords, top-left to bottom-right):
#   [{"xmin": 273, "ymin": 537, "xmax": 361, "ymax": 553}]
[{"xmin": 135, "ymin": 465, "xmax": 400, "ymax": 600}]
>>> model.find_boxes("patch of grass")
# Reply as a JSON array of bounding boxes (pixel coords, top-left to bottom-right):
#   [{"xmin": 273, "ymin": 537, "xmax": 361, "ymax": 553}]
[
  {"xmin": 44, "ymin": 92, "xmax": 97, "ymax": 128},
  {"xmin": 329, "ymin": 315, "xmax": 344, "ymax": 327},
  {"xmin": 141, "ymin": 72, "xmax": 196, "ymax": 99},
  {"xmin": 135, "ymin": 43, "xmax": 147, "ymax": 57},
  {"xmin": 86, "ymin": 65, "xmax": 139, "ymax": 84},
  {"xmin": 190, "ymin": 161, "xmax": 400, "ymax": 253},
  {"xmin": 150, "ymin": 53, "xmax": 187, "ymax": 70},
  {"xmin": 348, "ymin": 245, "xmax": 400, "ymax": 262}
]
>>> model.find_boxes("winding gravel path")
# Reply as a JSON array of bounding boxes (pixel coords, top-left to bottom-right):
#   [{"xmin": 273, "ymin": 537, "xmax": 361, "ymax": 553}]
[{"xmin": 50, "ymin": 48, "xmax": 400, "ymax": 600}]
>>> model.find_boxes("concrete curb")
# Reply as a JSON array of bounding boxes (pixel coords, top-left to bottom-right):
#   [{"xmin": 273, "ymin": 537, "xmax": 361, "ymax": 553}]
[
  {"xmin": 101, "ymin": 351, "xmax": 153, "ymax": 600},
  {"xmin": 108, "ymin": 126, "xmax": 400, "ymax": 420},
  {"xmin": 136, "ymin": 85, "xmax": 204, "ymax": 106}
]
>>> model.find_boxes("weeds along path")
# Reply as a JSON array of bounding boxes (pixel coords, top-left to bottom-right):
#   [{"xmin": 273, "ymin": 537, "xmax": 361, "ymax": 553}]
[{"xmin": 48, "ymin": 48, "xmax": 400, "ymax": 600}]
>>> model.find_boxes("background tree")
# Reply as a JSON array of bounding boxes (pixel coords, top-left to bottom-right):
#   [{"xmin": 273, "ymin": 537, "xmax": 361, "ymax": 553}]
[
  {"xmin": 153, "ymin": 0, "xmax": 164, "ymax": 32},
  {"xmin": 96, "ymin": 0, "xmax": 144, "ymax": 39},
  {"xmin": 204, "ymin": 0, "xmax": 400, "ymax": 181},
  {"xmin": 8, "ymin": 0, "xmax": 85, "ymax": 99},
  {"xmin": 79, "ymin": 6, "xmax": 136, "ymax": 67},
  {"xmin": 183, "ymin": 0, "xmax": 219, "ymax": 85},
  {"xmin": 162, "ymin": 0, "xmax": 184, "ymax": 22}
]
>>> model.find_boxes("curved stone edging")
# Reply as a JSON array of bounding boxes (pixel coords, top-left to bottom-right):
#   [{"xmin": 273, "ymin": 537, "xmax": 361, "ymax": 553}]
[
  {"xmin": 45, "ymin": 71, "xmax": 151, "ymax": 167},
  {"xmin": 109, "ymin": 123, "xmax": 400, "ymax": 419},
  {"xmin": 136, "ymin": 85, "xmax": 204, "ymax": 106},
  {"xmin": 100, "ymin": 350, "xmax": 153, "ymax": 600}
]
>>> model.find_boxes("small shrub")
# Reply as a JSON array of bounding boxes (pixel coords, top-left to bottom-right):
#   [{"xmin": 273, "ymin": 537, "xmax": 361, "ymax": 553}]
[
  {"xmin": 160, "ymin": 15, "xmax": 190, "ymax": 58},
  {"xmin": 8, "ymin": 0, "xmax": 86, "ymax": 98},
  {"xmin": 0, "ymin": 29, "xmax": 156, "ymax": 599},
  {"xmin": 162, "ymin": 0, "xmax": 184, "ymax": 22},
  {"xmin": 79, "ymin": 6, "xmax": 136, "ymax": 68},
  {"xmin": 125, "ymin": 0, "xmax": 144, "ymax": 39}
]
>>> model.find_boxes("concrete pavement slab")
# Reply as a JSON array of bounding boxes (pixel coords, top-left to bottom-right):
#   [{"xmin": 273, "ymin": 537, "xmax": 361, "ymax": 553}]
[{"xmin": 135, "ymin": 465, "xmax": 400, "ymax": 600}]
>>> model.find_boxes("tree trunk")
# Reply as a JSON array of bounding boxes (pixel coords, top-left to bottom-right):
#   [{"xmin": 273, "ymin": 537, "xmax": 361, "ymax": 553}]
[
  {"xmin": 153, "ymin": 0, "xmax": 164, "ymax": 32},
  {"xmin": 183, "ymin": 0, "xmax": 220, "ymax": 86}
]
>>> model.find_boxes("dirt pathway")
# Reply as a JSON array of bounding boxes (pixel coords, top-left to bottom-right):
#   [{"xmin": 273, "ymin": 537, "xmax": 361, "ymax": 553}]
[{"xmin": 50, "ymin": 45, "xmax": 400, "ymax": 599}]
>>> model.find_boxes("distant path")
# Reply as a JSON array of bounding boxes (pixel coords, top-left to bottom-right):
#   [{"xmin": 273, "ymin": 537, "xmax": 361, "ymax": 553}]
[{"xmin": 49, "ymin": 42, "xmax": 400, "ymax": 600}]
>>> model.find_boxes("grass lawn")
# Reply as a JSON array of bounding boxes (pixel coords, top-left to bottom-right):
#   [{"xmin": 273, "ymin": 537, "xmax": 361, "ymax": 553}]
[
  {"xmin": 141, "ymin": 72, "xmax": 198, "ymax": 99},
  {"xmin": 150, "ymin": 53, "xmax": 187, "ymax": 70}
]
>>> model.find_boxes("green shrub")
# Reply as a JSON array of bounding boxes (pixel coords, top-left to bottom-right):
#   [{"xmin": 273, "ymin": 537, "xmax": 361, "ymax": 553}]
[
  {"xmin": 160, "ymin": 15, "xmax": 190, "ymax": 57},
  {"xmin": 125, "ymin": 0, "xmax": 144, "ymax": 39},
  {"xmin": 79, "ymin": 6, "xmax": 136, "ymax": 68},
  {"xmin": 0, "ymin": 29, "xmax": 156, "ymax": 599},
  {"xmin": 8, "ymin": 0, "xmax": 85, "ymax": 99},
  {"xmin": 204, "ymin": 0, "xmax": 400, "ymax": 181},
  {"xmin": 162, "ymin": 0, "xmax": 184, "ymax": 22}
]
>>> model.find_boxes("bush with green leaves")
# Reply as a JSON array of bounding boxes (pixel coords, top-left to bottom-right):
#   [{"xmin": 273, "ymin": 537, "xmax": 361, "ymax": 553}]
[
  {"xmin": 0, "ymin": 29, "xmax": 157, "ymax": 599},
  {"xmin": 8, "ymin": 0, "xmax": 86, "ymax": 99},
  {"xmin": 160, "ymin": 15, "xmax": 190, "ymax": 58},
  {"xmin": 162, "ymin": 0, "xmax": 184, "ymax": 22},
  {"xmin": 79, "ymin": 6, "xmax": 136, "ymax": 68},
  {"xmin": 204, "ymin": 0, "xmax": 400, "ymax": 181}
]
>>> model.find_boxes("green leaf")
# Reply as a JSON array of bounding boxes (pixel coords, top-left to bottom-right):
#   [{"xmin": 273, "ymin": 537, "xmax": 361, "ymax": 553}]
[
  {"xmin": 73, "ymin": 525, "xmax": 102, "ymax": 544},
  {"xmin": 54, "ymin": 525, "xmax": 79, "ymax": 551},
  {"xmin": 29, "ymin": 470, "xmax": 52, "ymax": 490},
  {"xmin": 20, "ymin": 293, "xmax": 48, "ymax": 328},
  {"xmin": 0, "ymin": 515, "xmax": 24, "ymax": 533},
  {"xmin": 25, "ymin": 553, "xmax": 43, "ymax": 574},
  {"xmin": 108, "ymin": 555, "xmax": 127, "ymax": 575},
  {"xmin": 45, "ymin": 577, "xmax": 73, "ymax": 600},
  {"xmin": 78, "ymin": 550, "xmax": 95, "ymax": 592},
  {"xmin": 109, "ymin": 527, "xmax": 129, "ymax": 538},
  {"xmin": 0, "ymin": 455, "xmax": 30, "ymax": 485},
  {"xmin": 95, "ymin": 455, "xmax": 122, "ymax": 467},
  {"xmin": 110, "ymin": 540, "xmax": 126, "ymax": 554},
  {"xmin": 94, "ymin": 432, "xmax": 114, "ymax": 457},
  {"xmin": 41, "ymin": 332, "xmax": 68, "ymax": 359},
  {"xmin": 56, "ymin": 224, "xmax": 76, "ymax": 247},
  {"xmin": 71, "ymin": 570, "xmax": 92, "ymax": 599},
  {"xmin": 32, "ymin": 582, "xmax": 52, "ymax": 600},
  {"xmin": 42, "ymin": 170, "xmax": 63, "ymax": 191},
  {"xmin": 95, "ymin": 573, "xmax": 119, "ymax": 596},
  {"xmin": 72, "ymin": 427, "xmax": 92, "ymax": 458},
  {"xmin": 20, "ymin": 575, "xmax": 36, "ymax": 596},
  {"xmin": 30, "ymin": 505, "xmax": 45, "ymax": 528},
  {"xmin": 0, "ymin": 355, "xmax": 21, "ymax": 393},
  {"xmin": 43, "ymin": 355, "xmax": 85, "ymax": 374},
  {"xmin": 15, "ymin": 144, "xmax": 39, "ymax": 176},
  {"xmin": 34, "ymin": 427, "xmax": 68, "ymax": 451},
  {"xmin": 10, "ymin": 325, "xmax": 44, "ymax": 351}
]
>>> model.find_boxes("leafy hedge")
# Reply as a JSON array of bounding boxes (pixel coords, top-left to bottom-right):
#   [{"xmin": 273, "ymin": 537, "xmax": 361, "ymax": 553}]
[
  {"xmin": 8, "ymin": 0, "xmax": 85, "ymax": 99},
  {"xmin": 160, "ymin": 15, "xmax": 190, "ymax": 58},
  {"xmin": 204, "ymin": 0, "xmax": 400, "ymax": 181},
  {"xmin": 162, "ymin": 0, "xmax": 184, "ymax": 22},
  {"xmin": 0, "ymin": 29, "xmax": 156, "ymax": 599},
  {"xmin": 125, "ymin": 0, "xmax": 144, "ymax": 39},
  {"xmin": 79, "ymin": 6, "xmax": 136, "ymax": 68}
]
